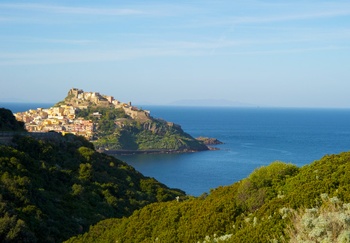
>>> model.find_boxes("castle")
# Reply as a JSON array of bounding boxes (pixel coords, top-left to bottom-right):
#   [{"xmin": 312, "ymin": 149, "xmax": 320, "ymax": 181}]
[{"xmin": 67, "ymin": 88, "xmax": 151, "ymax": 122}]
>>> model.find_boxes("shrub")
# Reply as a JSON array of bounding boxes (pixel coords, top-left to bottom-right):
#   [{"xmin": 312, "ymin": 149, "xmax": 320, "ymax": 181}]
[{"xmin": 288, "ymin": 195, "xmax": 350, "ymax": 243}]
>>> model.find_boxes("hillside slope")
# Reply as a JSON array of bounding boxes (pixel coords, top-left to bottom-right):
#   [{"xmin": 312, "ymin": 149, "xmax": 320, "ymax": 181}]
[
  {"xmin": 0, "ymin": 109, "xmax": 185, "ymax": 242},
  {"xmin": 67, "ymin": 152, "xmax": 350, "ymax": 242}
]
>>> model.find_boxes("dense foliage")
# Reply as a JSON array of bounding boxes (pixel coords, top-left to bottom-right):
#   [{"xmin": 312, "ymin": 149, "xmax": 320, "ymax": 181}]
[
  {"xmin": 67, "ymin": 152, "xmax": 350, "ymax": 243},
  {"xmin": 0, "ymin": 108, "xmax": 25, "ymax": 131},
  {"xmin": 0, "ymin": 133, "xmax": 184, "ymax": 242}
]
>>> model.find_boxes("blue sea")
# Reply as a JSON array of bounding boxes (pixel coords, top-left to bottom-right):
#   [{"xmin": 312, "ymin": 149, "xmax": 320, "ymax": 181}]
[
  {"xmin": 3, "ymin": 102, "xmax": 350, "ymax": 196},
  {"xmin": 118, "ymin": 106, "xmax": 350, "ymax": 196}
]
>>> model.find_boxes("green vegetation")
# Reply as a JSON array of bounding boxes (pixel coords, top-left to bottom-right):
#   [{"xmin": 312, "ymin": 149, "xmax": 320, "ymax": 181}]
[
  {"xmin": 4, "ymin": 107, "xmax": 350, "ymax": 242},
  {"xmin": 0, "ymin": 109, "xmax": 184, "ymax": 242},
  {"xmin": 67, "ymin": 153, "xmax": 350, "ymax": 243},
  {"xmin": 75, "ymin": 106, "xmax": 208, "ymax": 152},
  {"xmin": 288, "ymin": 194, "xmax": 350, "ymax": 242},
  {"xmin": 75, "ymin": 106, "xmax": 128, "ymax": 136}
]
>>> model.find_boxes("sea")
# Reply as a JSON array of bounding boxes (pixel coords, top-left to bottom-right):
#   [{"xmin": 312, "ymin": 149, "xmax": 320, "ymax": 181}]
[{"xmin": 3, "ymin": 102, "xmax": 350, "ymax": 196}]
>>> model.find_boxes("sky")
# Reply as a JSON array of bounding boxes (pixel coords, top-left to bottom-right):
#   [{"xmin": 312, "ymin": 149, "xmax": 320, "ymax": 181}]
[{"xmin": 1, "ymin": 0, "xmax": 350, "ymax": 108}]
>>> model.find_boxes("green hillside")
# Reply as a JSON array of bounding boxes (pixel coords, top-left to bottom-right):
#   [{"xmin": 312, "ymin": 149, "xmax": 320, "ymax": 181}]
[
  {"xmin": 74, "ymin": 105, "xmax": 208, "ymax": 152},
  {"xmin": 0, "ymin": 109, "xmax": 184, "ymax": 242},
  {"xmin": 59, "ymin": 88, "xmax": 209, "ymax": 152},
  {"xmin": 66, "ymin": 152, "xmax": 350, "ymax": 243}
]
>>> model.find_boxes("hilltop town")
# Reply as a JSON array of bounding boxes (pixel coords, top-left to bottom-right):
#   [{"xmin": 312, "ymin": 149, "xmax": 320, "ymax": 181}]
[
  {"xmin": 14, "ymin": 88, "xmax": 151, "ymax": 140},
  {"xmin": 14, "ymin": 88, "xmax": 210, "ymax": 152}
]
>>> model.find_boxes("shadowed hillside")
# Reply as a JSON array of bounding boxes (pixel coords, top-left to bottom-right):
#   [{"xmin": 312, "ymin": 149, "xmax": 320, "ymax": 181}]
[{"xmin": 0, "ymin": 108, "xmax": 26, "ymax": 132}]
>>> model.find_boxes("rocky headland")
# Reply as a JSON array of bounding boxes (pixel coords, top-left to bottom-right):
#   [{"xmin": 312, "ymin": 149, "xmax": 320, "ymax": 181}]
[{"xmin": 14, "ymin": 88, "xmax": 216, "ymax": 153}]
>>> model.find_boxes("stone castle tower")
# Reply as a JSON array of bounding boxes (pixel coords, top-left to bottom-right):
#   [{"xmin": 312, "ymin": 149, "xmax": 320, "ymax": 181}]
[{"xmin": 68, "ymin": 88, "xmax": 83, "ymax": 98}]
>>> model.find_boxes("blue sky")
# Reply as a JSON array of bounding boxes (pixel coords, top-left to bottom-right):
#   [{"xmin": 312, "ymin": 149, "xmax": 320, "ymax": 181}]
[{"xmin": 1, "ymin": 1, "xmax": 350, "ymax": 107}]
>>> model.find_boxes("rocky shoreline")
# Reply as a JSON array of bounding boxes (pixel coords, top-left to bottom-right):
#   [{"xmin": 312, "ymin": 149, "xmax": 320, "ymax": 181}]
[{"xmin": 196, "ymin": 137, "xmax": 223, "ymax": 145}]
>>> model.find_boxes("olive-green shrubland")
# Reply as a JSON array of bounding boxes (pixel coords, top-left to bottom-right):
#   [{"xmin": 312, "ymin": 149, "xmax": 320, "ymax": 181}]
[
  {"xmin": 0, "ymin": 108, "xmax": 184, "ymax": 242},
  {"xmin": 67, "ymin": 152, "xmax": 350, "ymax": 243}
]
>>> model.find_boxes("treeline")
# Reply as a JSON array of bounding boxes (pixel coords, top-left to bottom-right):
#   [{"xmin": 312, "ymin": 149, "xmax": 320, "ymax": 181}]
[{"xmin": 67, "ymin": 152, "xmax": 350, "ymax": 242}]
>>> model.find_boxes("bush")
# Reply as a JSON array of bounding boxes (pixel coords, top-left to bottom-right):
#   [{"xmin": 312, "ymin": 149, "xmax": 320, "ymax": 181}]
[{"xmin": 288, "ymin": 195, "xmax": 350, "ymax": 243}]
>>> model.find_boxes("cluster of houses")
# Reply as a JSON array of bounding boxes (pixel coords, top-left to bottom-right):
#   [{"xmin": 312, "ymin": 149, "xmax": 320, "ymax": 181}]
[
  {"xmin": 14, "ymin": 88, "xmax": 152, "ymax": 140},
  {"xmin": 14, "ymin": 105, "xmax": 95, "ymax": 139}
]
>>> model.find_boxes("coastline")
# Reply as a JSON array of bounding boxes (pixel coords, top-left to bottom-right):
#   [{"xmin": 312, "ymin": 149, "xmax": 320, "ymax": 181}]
[
  {"xmin": 100, "ymin": 144, "xmax": 221, "ymax": 155},
  {"xmin": 100, "ymin": 148, "xmax": 203, "ymax": 155}
]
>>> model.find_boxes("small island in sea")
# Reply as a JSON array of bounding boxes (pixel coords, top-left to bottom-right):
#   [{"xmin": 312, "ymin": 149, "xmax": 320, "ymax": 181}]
[{"xmin": 14, "ymin": 88, "xmax": 220, "ymax": 154}]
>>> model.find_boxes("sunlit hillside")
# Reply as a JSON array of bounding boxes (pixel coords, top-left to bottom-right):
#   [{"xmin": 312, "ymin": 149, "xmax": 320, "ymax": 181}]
[{"xmin": 67, "ymin": 153, "xmax": 350, "ymax": 242}]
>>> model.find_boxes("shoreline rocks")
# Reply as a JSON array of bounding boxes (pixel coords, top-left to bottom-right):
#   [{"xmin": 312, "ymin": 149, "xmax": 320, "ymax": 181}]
[{"xmin": 196, "ymin": 137, "xmax": 223, "ymax": 145}]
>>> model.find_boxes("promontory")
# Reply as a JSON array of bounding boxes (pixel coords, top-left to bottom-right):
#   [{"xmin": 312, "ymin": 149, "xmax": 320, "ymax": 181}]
[{"xmin": 15, "ymin": 88, "xmax": 211, "ymax": 153}]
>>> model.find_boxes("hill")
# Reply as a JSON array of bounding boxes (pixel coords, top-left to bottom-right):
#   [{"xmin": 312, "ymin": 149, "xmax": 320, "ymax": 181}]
[
  {"xmin": 66, "ymin": 152, "xmax": 350, "ymax": 243},
  {"xmin": 0, "ymin": 108, "xmax": 185, "ymax": 242},
  {"xmin": 14, "ymin": 88, "xmax": 209, "ymax": 153},
  {"xmin": 0, "ymin": 108, "xmax": 26, "ymax": 132}
]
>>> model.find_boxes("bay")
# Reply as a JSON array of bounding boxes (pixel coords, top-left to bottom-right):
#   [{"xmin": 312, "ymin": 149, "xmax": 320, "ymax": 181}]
[
  {"xmin": 116, "ymin": 106, "xmax": 350, "ymax": 196},
  {"xmin": 3, "ymin": 102, "xmax": 350, "ymax": 196}
]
